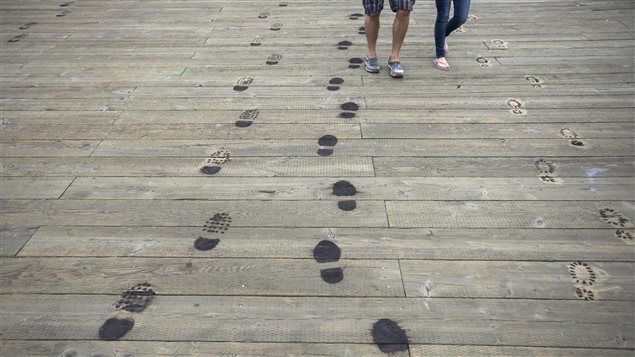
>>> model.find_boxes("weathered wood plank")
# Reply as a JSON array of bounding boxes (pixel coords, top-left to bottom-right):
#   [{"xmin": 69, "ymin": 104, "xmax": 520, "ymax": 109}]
[
  {"xmin": 20, "ymin": 226, "xmax": 635, "ymax": 261},
  {"xmin": 0, "ymin": 199, "xmax": 389, "ymax": 227},
  {"xmin": 0, "ymin": 341, "xmax": 392, "ymax": 357},
  {"xmin": 0, "ymin": 225, "xmax": 37, "ymax": 257},
  {"xmin": 386, "ymin": 201, "xmax": 635, "ymax": 229},
  {"xmin": 361, "ymin": 123, "xmax": 634, "ymax": 139},
  {"xmin": 401, "ymin": 260, "xmax": 635, "ymax": 300},
  {"xmin": 0, "ymin": 258, "xmax": 404, "ymax": 297},
  {"xmin": 0, "ymin": 157, "xmax": 375, "ymax": 177},
  {"xmin": 0, "ymin": 140, "xmax": 100, "ymax": 157},
  {"xmin": 1, "ymin": 295, "xmax": 631, "ymax": 348},
  {"xmin": 61, "ymin": 177, "xmax": 635, "ymax": 201},
  {"xmin": 373, "ymin": 157, "xmax": 635, "ymax": 178},
  {"xmin": 113, "ymin": 108, "xmax": 635, "ymax": 124},
  {"xmin": 410, "ymin": 345, "xmax": 633, "ymax": 357},
  {"xmin": 0, "ymin": 177, "xmax": 74, "ymax": 199},
  {"xmin": 91, "ymin": 138, "xmax": 634, "ymax": 157},
  {"xmin": 0, "ymin": 123, "xmax": 362, "ymax": 140},
  {"xmin": 0, "ymin": 110, "xmax": 120, "ymax": 125}
]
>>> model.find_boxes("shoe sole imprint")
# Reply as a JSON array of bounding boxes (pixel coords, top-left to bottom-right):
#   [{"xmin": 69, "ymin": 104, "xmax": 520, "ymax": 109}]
[{"xmin": 200, "ymin": 150, "xmax": 230, "ymax": 175}]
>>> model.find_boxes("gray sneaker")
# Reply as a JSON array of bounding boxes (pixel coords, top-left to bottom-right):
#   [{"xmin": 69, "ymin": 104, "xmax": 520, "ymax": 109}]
[
  {"xmin": 364, "ymin": 57, "xmax": 380, "ymax": 73},
  {"xmin": 388, "ymin": 58, "xmax": 404, "ymax": 78}
]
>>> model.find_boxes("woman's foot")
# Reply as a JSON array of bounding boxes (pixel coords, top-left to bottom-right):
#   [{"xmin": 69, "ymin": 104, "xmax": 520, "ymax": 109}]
[{"xmin": 433, "ymin": 57, "xmax": 451, "ymax": 71}]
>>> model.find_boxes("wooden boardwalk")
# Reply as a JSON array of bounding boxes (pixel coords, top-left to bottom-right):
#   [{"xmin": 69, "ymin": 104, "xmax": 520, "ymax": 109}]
[{"xmin": 1, "ymin": 0, "xmax": 634, "ymax": 355}]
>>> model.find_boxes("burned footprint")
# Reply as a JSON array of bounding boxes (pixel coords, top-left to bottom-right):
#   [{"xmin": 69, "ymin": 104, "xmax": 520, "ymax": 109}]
[
  {"xmin": 270, "ymin": 23, "xmax": 283, "ymax": 31},
  {"xmin": 339, "ymin": 101, "xmax": 359, "ymax": 119},
  {"xmin": 250, "ymin": 36, "xmax": 264, "ymax": 46},
  {"xmin": 317, "ymin": 134, "xmax": 338, "ymax": 156},
  {"xmin": 266, "ymin": 53, "xmax": 282, "ymax": 65},
  {"xmin": 349, "ymin": 57, "xmax": 363, "ymax": 69},
  {"xmin": 337, "ymin": 40, "xmax": 352, "ymax": 50},
  {"xmin": 8, "ymin": 34, "xmax": 27, "ymax": 43},
  {"xmin": 259, "ymin": 11, "xmax": 270, "ymax": 19},
  {"xmin": 200, "ymin": 150, "xmax": 230, "ymax": 175},
  {"xmin": 358, "ymin": 26, "xmax": 366, "ymax": 35},
  {"xmin": 350, "ymin": 13, "xmax": 364, "ymax": 20},
  {"xmin": 600, "ymin": 208, "xmax": 632, "ymax": 228},
  {"xmin": 236, "ymin": 108, "xmax": 259, "ymax": 128},
  {"xmin": 568, "ymin": 261, "xmax": 597, "ymax": 286},
  {"xmin": 99, "ymin": 318, "xmax": 134, "ymax": 341},
  {"xmin": 233, "ymin": 76, "xmax": 254, "ymax": 92},
  {"xmin": 19, "ymin": 22, "xmax": 37, "ymax": 30},
  {"xmin": 195, "ymin": 213, "xmax": 232, "ymax": 251},
  {"xmin": 327, "ymin": 77, "xmax": 344, "ymax": 91},
  {"xmin": 560, "ymin": 128, "xmax": 585, "ymax": 147},
  {"xmin": 114, "ymin": 282, "xmax": 156, "ymax": 313},
  {"xmin": 98, "ymin": 282, "xmax": 157, "ymax": 341},
  {"xmin": 372, "ymin": 319, "xmax": 410, "ymax": 353},
  {"xmin": 314, "ymin": 240, "xmax": 343, "ymax": 284},
  {"xmin": 333, "ymin": 180, "xmax": 358, "ymax": 212},
  {"xmin": 203, "ymin": 212, "xmax": 232, "ymax": 234},
  {"xmin": 56, "ymin": 10, "xmax": 72, "ymax": 17}
]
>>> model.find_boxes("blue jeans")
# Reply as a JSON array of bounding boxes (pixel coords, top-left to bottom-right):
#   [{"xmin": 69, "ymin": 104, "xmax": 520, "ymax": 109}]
[{"xmin": 435, "ymin": 0, "xmax": 471, "ymax": 58}]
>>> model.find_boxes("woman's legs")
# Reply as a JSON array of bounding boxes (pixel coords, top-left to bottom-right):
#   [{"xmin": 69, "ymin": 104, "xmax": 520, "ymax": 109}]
[
  {"xmin": 434, "ymin": 0, "xmax": 451, "ymax": 59},
  {"xmin": 445, "ymin": 0, "xmax": 471, "ymax": 36}
]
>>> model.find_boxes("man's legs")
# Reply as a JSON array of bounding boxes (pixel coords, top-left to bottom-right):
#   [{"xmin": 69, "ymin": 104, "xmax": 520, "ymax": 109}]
[
  {"xmin": 365, "ymin": 14, "xmax": 380, "ymax": 59},
  {"xmin": 390, "ymin": 9, "xmax": 410, "ymax": 62}
]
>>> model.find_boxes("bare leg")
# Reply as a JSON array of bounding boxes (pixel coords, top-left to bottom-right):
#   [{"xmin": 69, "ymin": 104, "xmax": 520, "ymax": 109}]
[
  {"xmin": 365, "ymin": 15, "xmax": 380, "ymax": 58},
  {"xmin": 390, "ymin": 9, "xmax": 410, "ymax": 61}
]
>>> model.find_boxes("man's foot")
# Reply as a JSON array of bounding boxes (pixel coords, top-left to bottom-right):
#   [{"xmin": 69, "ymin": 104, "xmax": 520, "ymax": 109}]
[
  {"xmin": 364, "ymin": 57, "xmax": 380, "ymax": 73},
  {"xmin": 387, "ymin": 58, "xmax": 404, "ymax": 78},
  {"xmin": 433, "ymin": 57, "xmax": 451, "ymax": 71}
]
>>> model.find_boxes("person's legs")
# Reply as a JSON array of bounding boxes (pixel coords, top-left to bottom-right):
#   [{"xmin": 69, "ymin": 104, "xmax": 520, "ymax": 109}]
[
  {"xmin": 434, "ymin": 0, "xmax": 451, "ymax": 59},
  {"xmin": 445, "ymin": 0, "xmax": 471, "ymax": 36},
  {"xmin": 390, "ymin": 9, "xmax": 410, "ymax": 62},
  {"xmin": 363, "ymin": 0, "xmax": 383, "ymax": 59},
  {"xmin": 388, "ymin": 0, "xmax": 414, "ymax": 62},
  {"xmin": 365, "ymin": 15, "xmax": 380, "ymax": 59}
]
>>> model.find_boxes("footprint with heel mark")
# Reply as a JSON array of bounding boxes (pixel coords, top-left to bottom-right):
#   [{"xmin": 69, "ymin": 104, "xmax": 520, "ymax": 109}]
[
  {"xmin": 600, "ymin": 208, "xmax": 632, "ymax": 228},
  {"xmin": 266, "ymin": 53, "xmax": 282, "ymax": 65},
  {"xmin": 525, "ymin": 75, "xmax": 543, "ymax": 88},
  {"xmin": 475, "ymin": 57, "xmax": 490, "ymax": 67},
  {"xmin": 340, "ymin": 101, "xmax": 359, "ymax": 119},
  {"xmin": 236, "ymin": 109, "xmax": 259, "ymax": 128},
  {"xmin": 313, "ymin": 239, "xmax": 343, "ymax": 284},
  {"xmin": 19, "ymin": 22, "xmax": 37, "ymax": 30},
  {"xmin": 194, "ymin": 212, "xmax": 232, "ymax": 251},
  {"xmin": 327, "ymin": 77, "xmax": 344, "ymax": 91},
  {"xmin": 317, "ymin": 135, "xmax": 338, "ymax": 156},
  {"xmin": 98, "ymin": 282, "xmax": 156, "ymax": 341},
  {"xmin": 8, "ymin": 34, "xmax": 28, "ymax": 43},
  {"xmin": 337, "ymin": 40, "xmax": 352, "ymax": 50},
  {"xmin": 506, "ymin": 98, "xmax": 527, "ymax": 115},
  {"xmin": 333, "ymin": 180, "xmax": 357, "ymax": 212},
  {"xmin": 251, "ymin": 36, "xmax": 264, "ymax": 46},
  {"xmin": 348, "ymin": 57, "xmax": 363, "ymax": 69},
  {"xmin": 200, "ymin": 150, "xmax": 230, "ymax": 175},
  {"xmin": 560, "ymin": 128, "xmax": 585, "ymax": 147},
  {"xmin": 233, "ymin": 77, "xmax": 254, "ymax": 92},
  {"xmin": 534, "ymin": 159, "xmax": 560, "ymax": 184}
]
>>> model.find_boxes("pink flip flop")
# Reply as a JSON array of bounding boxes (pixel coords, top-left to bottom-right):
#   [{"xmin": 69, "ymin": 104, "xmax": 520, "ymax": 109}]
[{"xmin": 433, "ymin": 58, "xmax": 451, "ymax": 71}]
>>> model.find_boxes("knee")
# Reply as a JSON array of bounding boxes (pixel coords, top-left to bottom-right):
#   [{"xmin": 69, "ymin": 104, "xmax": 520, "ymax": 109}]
[
  {"xmin": 396, "ymin": 9, "xmax": 410, "ymax": 19},
  {"xmin": 455, "ymin": 14, "xmax": 468, "ymax": 26}
]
